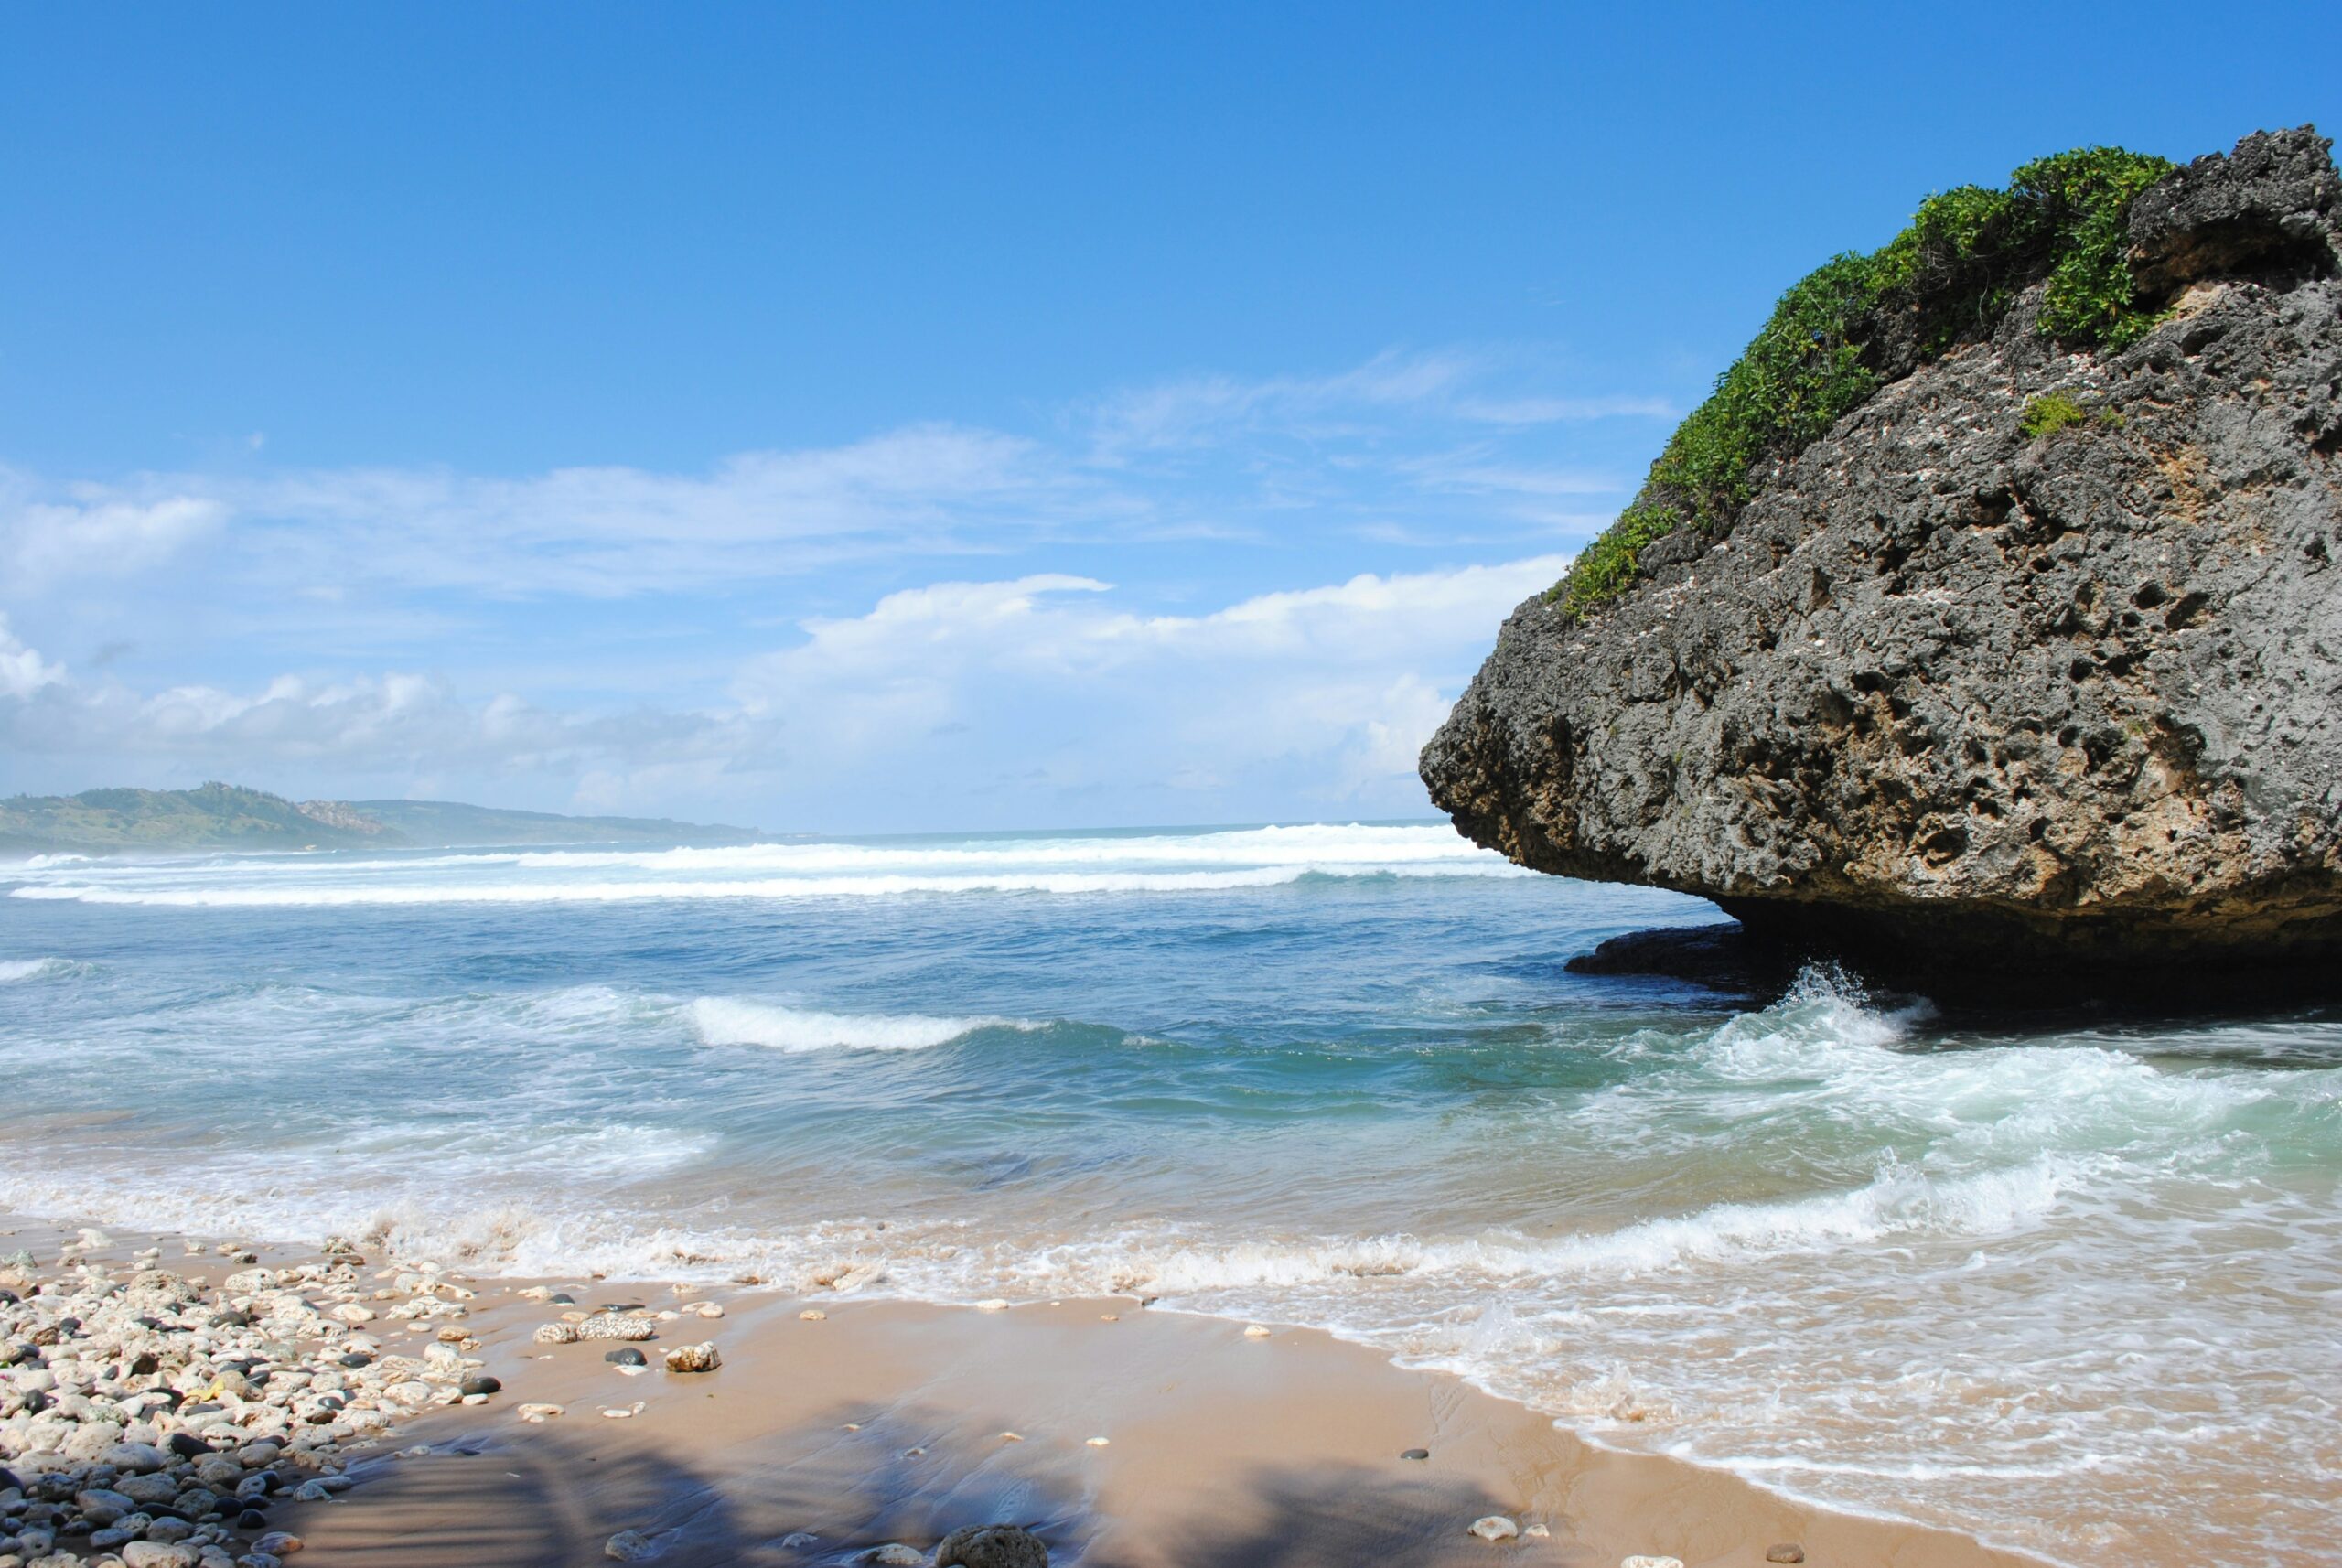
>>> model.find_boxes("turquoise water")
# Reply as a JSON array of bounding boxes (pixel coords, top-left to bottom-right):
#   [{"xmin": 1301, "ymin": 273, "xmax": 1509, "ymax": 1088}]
[{"xmin": 2, "ymin": 823, "xmax": 2337, "ymax": 1564}]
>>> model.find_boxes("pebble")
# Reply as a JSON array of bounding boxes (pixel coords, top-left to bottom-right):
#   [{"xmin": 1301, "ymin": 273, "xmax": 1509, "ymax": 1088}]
[
  {"xmin": 0, "ymin": 1239, "xmax": 498, "ymax": 1559},
  {"xmin": 934, "ymin": 1521, "xmax": 1049, "ymax": 1568},
  {"xmin": 1621, "ymin": 1558, "xmax": 1685, "ymax": 1568},
  {"xmin": 461, "ymin": 1374, "xmax": 502, "ymax": 1395},
  {"xmin": 798, "ymin": 1309, "xmax": 828, "ymax": 1322},
  {"xmin": 1084, "ymin": 1436, "xmax": 1110, "ymax": 1447},
  {"xmin": 603, "ymin": 1402, "xmax": 647, "ymax": 1419},
  {"xmin": 1524, "ymin": 1523, "xmax": 1551, "ymax": 1539},
  {"xmin": 607, "ymin": 1347, "xmax": 650, "ymax": 1365},
  {"xmin": 1766, "ymin": 1550, "xmax": 1806, "ymax": 1565},
  {"xmin": 974, "ymin": 1299, "xmax": 1010, "ymax": 1312},
  {"xmin": 579, "ymin": 1314, "xmax": 661, "ymax": 1341},
  {"xmin": 1469, "ymin": 1516, "xmax": 1520, "ymax": 1541},
  {"xmin": 606, "ymin": 1529, "xmax": 665, "ymax": 1561},
  {"xmin": 663, "ymin": 1341, "xmax": 723, "ymax": 1373},
  {"xmin": 517, "ymin": 1402, "xmax": 566, "ymax": 1422},
  {"xmin": 534, "ymin": 1322, "xmax": 583, "ymax": 1345},
  {"xmin": 865, "ymin": 1546, "xmax": 924, "ymax": 1566},
  {"xmin": 1400, "ymin": 1447, "xmax": 1431, "ymax": 1460}
]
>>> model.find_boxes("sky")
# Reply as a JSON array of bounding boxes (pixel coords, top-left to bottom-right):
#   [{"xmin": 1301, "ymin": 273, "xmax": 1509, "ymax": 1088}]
[{"xmin": 2, "ymin": 4, "xmax": 2333, "ymax": 832}]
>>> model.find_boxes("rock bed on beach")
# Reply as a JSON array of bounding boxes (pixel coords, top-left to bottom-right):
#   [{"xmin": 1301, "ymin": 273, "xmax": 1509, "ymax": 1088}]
[
  {"xmin": 1, "ymin": 1231, "xmax": 1689, "ymax": 1568},
  {"xmin": 0, "ymin": 1230, "xmax": 500, "ymax": 1568}
]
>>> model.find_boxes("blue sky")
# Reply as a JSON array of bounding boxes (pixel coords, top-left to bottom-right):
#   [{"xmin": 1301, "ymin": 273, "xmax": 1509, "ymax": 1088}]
[{"xmin": 2, "ymin": 4, "xmax": 2332, "ymax": 831}]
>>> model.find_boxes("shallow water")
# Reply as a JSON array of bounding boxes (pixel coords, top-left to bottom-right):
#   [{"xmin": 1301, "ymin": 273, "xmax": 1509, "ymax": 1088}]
[{"xmin": 3, "ymin": 823, "xmax": 2337, "ymax": 1564}]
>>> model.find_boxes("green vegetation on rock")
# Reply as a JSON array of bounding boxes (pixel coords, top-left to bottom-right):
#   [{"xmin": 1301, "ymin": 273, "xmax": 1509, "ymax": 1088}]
[
  {"xmin": 2021, "ymin": 391, "xmax": 2090, "ymax": 437},
  {"xmin": 1549, "ymin": 145, "xmax": 2175, "ymax": 618}
]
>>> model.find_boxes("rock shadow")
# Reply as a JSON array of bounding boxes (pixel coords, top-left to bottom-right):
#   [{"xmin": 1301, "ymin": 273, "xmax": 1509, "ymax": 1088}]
[
  {"xmin": 304, "ymin": 1395, "xmax": 1094, "ymax": 1567},
  {"xmin": 1094, "ymin": 1460, "xmax": 1519, "ymax": 1568}
]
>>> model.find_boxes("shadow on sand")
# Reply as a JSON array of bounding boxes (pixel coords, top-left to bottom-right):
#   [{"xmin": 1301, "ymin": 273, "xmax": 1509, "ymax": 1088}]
[{"xmin": 300, "ymin": 1396, "xmax": 1529, "ymax": 1567}]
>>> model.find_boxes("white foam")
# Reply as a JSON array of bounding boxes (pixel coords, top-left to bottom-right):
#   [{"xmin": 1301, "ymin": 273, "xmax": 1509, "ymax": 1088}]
[
  {"xmin": 4, "ymin": 822, "xmax": 1532, "ymax": 908},
  {"xmin": 686, "ymin": 997, "xmax": 1013, "ymax": 1053},
  {"xmin": 10, "ymin": 862, "xmax": 1529, "ymax": 907},
  {"xmin": 1051, "ymin": 1155, "xmax": 2079, "ymax": 1295},
  {"xmin": 0, "ymin": 957, "xmax": 77, "ymax": 983}
]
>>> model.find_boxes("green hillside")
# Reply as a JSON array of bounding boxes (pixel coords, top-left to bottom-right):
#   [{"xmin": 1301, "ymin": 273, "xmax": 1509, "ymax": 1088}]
[{"xmin": 0, "ymin": 782, "xmax": 759, "ymax": 856}]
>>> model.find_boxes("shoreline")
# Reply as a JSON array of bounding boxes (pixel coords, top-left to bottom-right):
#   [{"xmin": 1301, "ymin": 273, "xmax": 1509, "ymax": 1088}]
[{"xmin": 0, "ymin": 1213, "xmax": 2063, "ymax": 1568}]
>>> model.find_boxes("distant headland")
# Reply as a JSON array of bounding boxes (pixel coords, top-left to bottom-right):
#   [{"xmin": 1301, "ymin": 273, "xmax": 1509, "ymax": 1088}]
[{"xmin": 0, "ymin": 780, "xmax": 763, "ymax": 855}]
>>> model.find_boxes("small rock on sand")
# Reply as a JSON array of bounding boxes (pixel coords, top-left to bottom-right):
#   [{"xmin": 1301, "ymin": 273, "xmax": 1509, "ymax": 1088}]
[
  {"xmin": 1622, "ymin": 1558, "xmax": 1685, "ymax": 1568},
  {"xmin": 1242, "ymin": 1325, "xmax": 1272, "ymax": 1338},
  {"xmin": 1469, "ymin": 1516, "xmax": 1520, "ymax": 1541},
  {"xmin": 606, "ymin": 1529, "xmax": 667, "ymax": 1561},
  {"xmin": 936, "ymin": 1521, "xmax": 1050, "ymax": 1568},
  {"xmin": 581, "ymin": 1313, "xmax": 661, "ymax": 1341},
  {"xmin": 664, "ymin": 1340, "xmax": 723, "ymax": 1372},
  {"xmin": 1400, "ymin": 1447, "xmax": 1430, "ymax": 1460},
  {"xmin": 517, "ymin": 1402, "xmax": 565, "ymax": 1422},
  {"xmin": 975, "ymin": 1298, "xmax": 1010, "ymax": 1311},
  {"xmin": 1766, "ymin": 1550, "xmax": 1806, "ymax": 1565},
  {"xmin": 865, "ymin": 1546, "xmax": 923, "ymax": 1566},
  {"xmin": 534, "ymin": 1322, "xmax": 582, "ymax": 1344},
  {"xmin": 799, "ymin": 1308, "xmax": 828, "ymax": 1321},
  {"xmin": 252, "ymin": 1534, "xmax": 304, "ymax": 1556},
  {"xmin": 1085, "ymin": 1435, "xmax": 1110, "ymax": 1446}
]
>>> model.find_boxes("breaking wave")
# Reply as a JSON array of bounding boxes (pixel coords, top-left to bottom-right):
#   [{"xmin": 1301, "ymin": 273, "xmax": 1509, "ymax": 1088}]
[
  {"xmin": 686, "ymin": 997, "xmax": 1020, "ymax": 1053},
  {"xmin": 0, "ymin": 956, "xmax": 81, "ymax": 983}
]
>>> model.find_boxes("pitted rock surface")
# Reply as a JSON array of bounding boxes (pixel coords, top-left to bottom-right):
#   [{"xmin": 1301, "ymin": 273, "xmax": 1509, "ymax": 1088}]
[{"xmin": 1422, "ymin": 126, "xmax": 2342, "ymax": 976}]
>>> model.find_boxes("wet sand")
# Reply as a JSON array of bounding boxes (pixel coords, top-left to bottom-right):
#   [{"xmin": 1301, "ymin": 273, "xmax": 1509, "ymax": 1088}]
[{"xmin": 3, "ymin": 1219, "xmax": 2052, "ymax": 1568}]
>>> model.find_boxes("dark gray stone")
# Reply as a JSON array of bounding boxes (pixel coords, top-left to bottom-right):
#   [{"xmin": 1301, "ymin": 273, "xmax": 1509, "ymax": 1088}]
[
  {"xmin": 935, "ymin": 1523, "xmax": 1048, "ymax": 1568},
  {"xmin": 2129, "ymin": 126, "xmax": 2340, "ymax": 297},
  {"xmin": 1422, "ymin": 126, "xmax": 2342, "ymax": 985}
]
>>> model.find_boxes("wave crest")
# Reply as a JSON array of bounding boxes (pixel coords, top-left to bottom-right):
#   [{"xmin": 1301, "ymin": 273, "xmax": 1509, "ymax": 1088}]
[{"xmin": 686, "ymin": 997, "xmax": 1015, "ymax": 1053}]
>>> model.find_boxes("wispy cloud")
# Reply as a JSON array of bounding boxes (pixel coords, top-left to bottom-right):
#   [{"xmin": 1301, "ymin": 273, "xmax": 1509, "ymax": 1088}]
[
  {"xmin": 3, "ymin": 348, "xmax": 1660, "ymax": 604},
  {"xmin": 1, "ymin": 467, "xmax": 227, "ymax": 585},
  {"xmin": 0, "ymin": 344, "xmax": 1649, "ymax": 822}
]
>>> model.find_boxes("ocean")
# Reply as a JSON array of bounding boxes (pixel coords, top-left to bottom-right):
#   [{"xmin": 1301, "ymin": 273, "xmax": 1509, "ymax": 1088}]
[{"xmin": 2, "ymin": 822, "xmax": 2336, "ymax": 1564}]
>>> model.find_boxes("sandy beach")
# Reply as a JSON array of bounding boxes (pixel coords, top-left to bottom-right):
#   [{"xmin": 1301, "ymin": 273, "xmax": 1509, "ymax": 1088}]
[{"xmin": 0, "ymin": 1218, "xmax": 2055, "ymax": 1568}]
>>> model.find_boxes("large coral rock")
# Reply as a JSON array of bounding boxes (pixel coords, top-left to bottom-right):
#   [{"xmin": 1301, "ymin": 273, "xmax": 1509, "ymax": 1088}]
[{"xmin": 1422, "ymin": 128, "xmax": 2342, "ymax": 979}]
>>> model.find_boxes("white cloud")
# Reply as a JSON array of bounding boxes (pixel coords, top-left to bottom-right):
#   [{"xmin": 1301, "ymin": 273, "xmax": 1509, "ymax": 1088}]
[
  {"xmin": 736, "ymin": 554, "xmax": 1565, "ymax": 810},
  {"xmin": 0, "ymin": 615, "xmax": 65, "ymax": 699},
  {"xmin": 0, "ymin": 652, "xmax": 766, "ymax": 783},
  {"xmin": 0, "ymin": 550, "xmax": 1566, "ymax": 823},
  {"xmin": 2, "ymin": 471, "xmax": 226, "ymax": 583}
]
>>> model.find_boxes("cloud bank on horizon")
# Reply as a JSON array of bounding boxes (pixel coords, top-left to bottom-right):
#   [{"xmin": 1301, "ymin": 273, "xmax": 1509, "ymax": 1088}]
[{"xmin": 0, "ymin": 350, "xmax": 1654, "ymax": 831}]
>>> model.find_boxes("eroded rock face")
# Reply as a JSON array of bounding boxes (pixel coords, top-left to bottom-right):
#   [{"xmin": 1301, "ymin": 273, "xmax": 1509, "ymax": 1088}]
[{"xmin": 1422, "ymin": 127, "xmax": 2342, "ymax": 978}]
